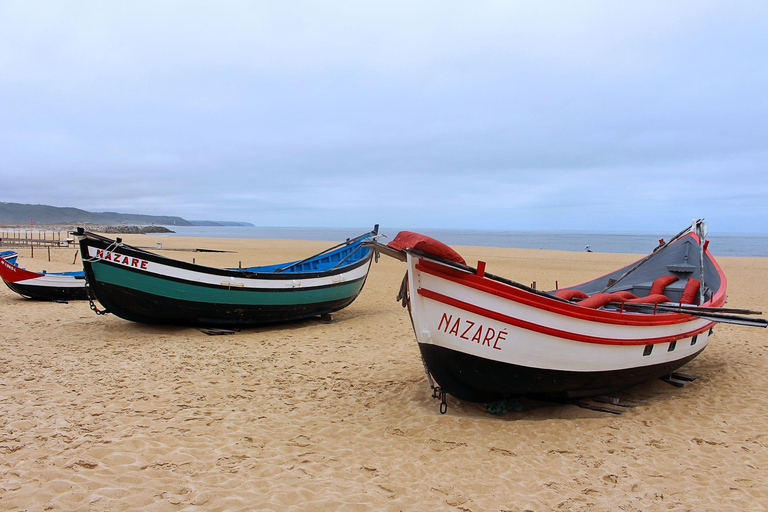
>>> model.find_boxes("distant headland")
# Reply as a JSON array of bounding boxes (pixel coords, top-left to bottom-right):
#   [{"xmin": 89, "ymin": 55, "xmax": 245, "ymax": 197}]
[{"xmin": 0, "ymin": 202, "xmax": 254, "ymax": 234}]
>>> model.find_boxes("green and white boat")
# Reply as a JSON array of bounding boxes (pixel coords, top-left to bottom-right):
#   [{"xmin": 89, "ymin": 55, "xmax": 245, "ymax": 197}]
[{"xmin": 76, "ymin": 226, "xmax": 378, "ymax": 326}]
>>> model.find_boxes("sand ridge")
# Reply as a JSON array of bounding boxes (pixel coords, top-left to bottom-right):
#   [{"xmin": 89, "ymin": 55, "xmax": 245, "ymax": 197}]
[{"xmin": 1, "ymin": 234, "xmax": 767, "ymax": 511}]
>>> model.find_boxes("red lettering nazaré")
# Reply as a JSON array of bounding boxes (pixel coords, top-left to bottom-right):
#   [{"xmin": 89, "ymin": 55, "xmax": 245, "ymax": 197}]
[
  {"xmin": 437, "ymin": 311, "xmax": 505, "ymax": 351},
  {"xmin": 95, "ymin": 250, "xmax": 149, "ymax": 271}
]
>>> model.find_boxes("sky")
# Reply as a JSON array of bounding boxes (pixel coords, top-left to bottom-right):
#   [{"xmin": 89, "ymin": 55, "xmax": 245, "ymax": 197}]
[{"xmin": 1, "ymin": 1, "xmax": 767, "ymax": 233}]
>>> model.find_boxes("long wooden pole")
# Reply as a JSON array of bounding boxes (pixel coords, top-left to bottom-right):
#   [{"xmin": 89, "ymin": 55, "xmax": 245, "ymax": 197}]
[{"xmin": 604, "ymin": 301, "xmax": 767, "ymax": 327}]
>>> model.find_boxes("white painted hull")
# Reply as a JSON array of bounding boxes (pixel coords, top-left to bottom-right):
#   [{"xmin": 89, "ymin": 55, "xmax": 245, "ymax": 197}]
[
  {"xmin": 0, "ymin": 255, "xmax": 87, "ymax": 301},
  {"xmin": 406, "ymin": 253, "xmax": 717, "ymax": 401}
]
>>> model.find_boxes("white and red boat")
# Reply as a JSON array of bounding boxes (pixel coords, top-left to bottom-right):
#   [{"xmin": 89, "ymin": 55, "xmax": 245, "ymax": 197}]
[
  {"xmin": 370, "ymin": 221, "xmax": 766, "ymax": 407},
  {"xmin": 0, "ymin": 253, "xmax": 88, "ymax": 301}
]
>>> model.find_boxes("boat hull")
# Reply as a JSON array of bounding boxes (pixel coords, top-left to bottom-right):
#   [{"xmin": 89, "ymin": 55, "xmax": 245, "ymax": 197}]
[
  {"xmin": 78, "ymin": 230, "xmax": 375, "ymax": 326},
  {"xmin": 0, "ymin": 256, "xmax": 88, "ymax": 301},
  {"xmin": 405, "ymin": 246, "xmax": 722, "ymax": 402},
  {"xmin": 3, "ymin": 279, "xmax": 89, "ymax": 301},
  {"xmin": 419, "ymin": 340, "xmax": 707, "ymax": 402},
  {"xmin": 86, "ymin": 269, "xmax": 370, "ymax": 325}
]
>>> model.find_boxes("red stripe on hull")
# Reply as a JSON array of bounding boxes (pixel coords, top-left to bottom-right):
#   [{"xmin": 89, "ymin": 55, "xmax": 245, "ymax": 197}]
[
  {"xmin": 416, "ymin": 260, "xmax": 725, "ymax": 327},
  {"xmin": 418, "ymin": 287, "xmax": 714, "ymax": 346},
  {"xmin": 0, "ymin": 258, "xmax": 46, "ymax": 283}
]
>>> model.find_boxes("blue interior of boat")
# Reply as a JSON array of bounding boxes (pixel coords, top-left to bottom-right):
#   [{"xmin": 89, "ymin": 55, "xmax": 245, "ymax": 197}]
[
  {"xmin": 238, "ymin": 239, "xmax": 372, "ymax": 274},
  {"xmin": 1, "ymin": 250, "xmax": 19, "ymax": 266},
  {"xmin": 40, "ymin": 270, "xmax": 86, "ymax": 277}
]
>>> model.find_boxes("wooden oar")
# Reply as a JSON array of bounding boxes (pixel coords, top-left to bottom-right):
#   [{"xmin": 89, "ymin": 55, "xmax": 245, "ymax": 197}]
[
  {"xmin": 688, "ymin": 314, "xmax": 767, "ymax": 328},
  {"xmin": 659, "ymin": 304, "xmax": 763, "ymax": 315},
  {"xmin": 606, "ymin": 301, "xmax": 767, "ymax": 327}
]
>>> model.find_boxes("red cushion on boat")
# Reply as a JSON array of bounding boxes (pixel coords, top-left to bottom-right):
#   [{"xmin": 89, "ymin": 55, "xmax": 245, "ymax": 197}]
[
  {"xmin": 554, "ymin": 289, "xmax": 589, "ymax": 300},
  {"xmin": 650, "ymin": 275, "xmax": 679, "ymax": 295},
  {"xmin": 610, "ymin": 291, "xmax": 637, "ymax": 300},
  {"xmin": 387, "ymin": 231, "xmax": 466, "ymax": 264},
  {"xmin": 578, "ymin": 293, "xmax": 614, "ymax": 309},
  {"xmin": 626, "ymin": 294, "xmax": 670, "ymax": 304},
  {"xmin": 680, "ymin": 278, "xmax": 701, "ymax": 304}
]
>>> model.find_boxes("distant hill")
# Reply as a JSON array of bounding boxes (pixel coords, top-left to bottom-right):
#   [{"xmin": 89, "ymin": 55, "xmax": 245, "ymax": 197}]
[{"xmin": 0, "ymin": 202, "xmax": 253, "ymax": 227}]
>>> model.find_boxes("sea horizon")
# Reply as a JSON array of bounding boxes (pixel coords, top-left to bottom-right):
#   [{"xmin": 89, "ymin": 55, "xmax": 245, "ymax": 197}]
[{"xmin": 150, "ymin": 225, "xmax": 768, "ymax": 258}]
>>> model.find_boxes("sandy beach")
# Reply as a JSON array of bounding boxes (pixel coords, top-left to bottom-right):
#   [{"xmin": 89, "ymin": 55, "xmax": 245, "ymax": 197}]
[{"xmin": 1, "ymin": 233, "xmax": 767, "ymax": 511}]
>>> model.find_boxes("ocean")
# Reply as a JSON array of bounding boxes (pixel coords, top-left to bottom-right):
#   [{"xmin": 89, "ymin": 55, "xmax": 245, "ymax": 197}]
[{"xmin": 151, "ymin": 225, "xmax": 768, "ymax": 258}]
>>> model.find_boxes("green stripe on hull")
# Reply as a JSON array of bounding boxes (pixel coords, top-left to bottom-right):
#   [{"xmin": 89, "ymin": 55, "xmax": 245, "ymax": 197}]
[{"xmin": 90, "ymin": 261, "xmax": 365, "ymax": 306}]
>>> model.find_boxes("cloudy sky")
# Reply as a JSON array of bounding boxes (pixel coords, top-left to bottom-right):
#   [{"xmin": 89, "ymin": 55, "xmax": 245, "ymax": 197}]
[{"xmin": 2, "ymin": 1, "xmax": 766, "ymax": 232}]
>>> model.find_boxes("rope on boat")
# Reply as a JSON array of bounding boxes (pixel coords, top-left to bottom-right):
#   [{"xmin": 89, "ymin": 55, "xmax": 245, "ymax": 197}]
[{"xmin": 80, "ymin": 238, "xmax": 123, "ymax": 263}]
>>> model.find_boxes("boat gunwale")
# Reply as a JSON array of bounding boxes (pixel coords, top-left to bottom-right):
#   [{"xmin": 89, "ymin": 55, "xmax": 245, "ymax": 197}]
[
  {"xmin": 77, "ymin": 230, "xmax": 375, "ymax": 281},
  {"xmin": 414, "ymin": 259, "xmax": 721, "ymax": 327},
  {"xmin": 406, "ymin": 231, "xmax": 727, "ymax": 328}
]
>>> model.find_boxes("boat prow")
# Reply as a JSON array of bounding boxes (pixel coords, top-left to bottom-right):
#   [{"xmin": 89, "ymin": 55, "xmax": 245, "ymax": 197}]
[{"xmin": 1, "ymin": 250, "xmax": 19, "ymax": 266}]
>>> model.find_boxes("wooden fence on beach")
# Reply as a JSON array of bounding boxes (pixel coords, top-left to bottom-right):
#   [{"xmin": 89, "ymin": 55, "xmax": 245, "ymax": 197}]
[{"xmin": 0, "ymin": 230, "xmax": 74, "ymax": 250}]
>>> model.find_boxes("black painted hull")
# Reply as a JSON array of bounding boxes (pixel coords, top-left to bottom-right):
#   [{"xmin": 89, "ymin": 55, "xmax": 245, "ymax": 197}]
[
  {"xmin": 88, "ymin": 278, "xmax": 369, "ymax": 326},
  {"xmin": 3, "ymin": 280, "xmax": 89, "ymax": 302},
  {"xmin": 419, "ymin": 343, "xmax": 706, "ymax": 403}
]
